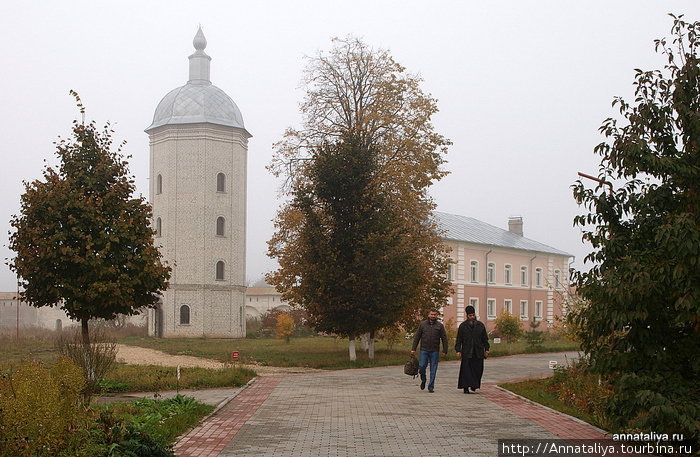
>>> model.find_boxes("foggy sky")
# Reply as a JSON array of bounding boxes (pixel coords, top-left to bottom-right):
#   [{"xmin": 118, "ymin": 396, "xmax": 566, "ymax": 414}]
[{"xmin": 1, "ymin": 1, "xmax": 697, "ymax": 291}]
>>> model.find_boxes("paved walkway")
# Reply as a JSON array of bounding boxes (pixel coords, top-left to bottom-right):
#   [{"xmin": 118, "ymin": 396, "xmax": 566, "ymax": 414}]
[{"xmin": 174, "ymin": 352, "xmax": 606, "ymax": 457}]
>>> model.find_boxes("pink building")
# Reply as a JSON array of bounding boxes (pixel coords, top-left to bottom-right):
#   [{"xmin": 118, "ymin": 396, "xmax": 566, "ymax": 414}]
[{"xmin": 435, "ymin": 212, "xmax": 572, "ymax": 332}]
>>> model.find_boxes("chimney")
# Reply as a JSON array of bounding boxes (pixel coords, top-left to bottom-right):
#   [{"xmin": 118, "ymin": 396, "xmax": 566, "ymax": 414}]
[{"xmin": 508, "ymin": 216, "xmax": 523, "ymax": 236}]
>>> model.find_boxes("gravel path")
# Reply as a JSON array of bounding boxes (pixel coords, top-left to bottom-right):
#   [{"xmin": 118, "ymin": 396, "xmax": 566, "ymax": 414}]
[{"xmin": 115, "ymin": 344, "xmax": 322, "ymax": 376}]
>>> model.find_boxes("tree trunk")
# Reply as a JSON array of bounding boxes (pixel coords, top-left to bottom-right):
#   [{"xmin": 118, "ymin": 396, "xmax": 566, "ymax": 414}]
[
  {"xmin": 81, "ymin": 318, "xmax": 90, "ymax": 347},
  {"xmin": 81, "ymin": 318, "xmax": 95, "ymax": 381},
  {"xmin": 368, "ymin": 330, "xmax": 375, "ymax": 360},
  {"xmin": 361, "ymin": 332, "xmax": 369, "ymax": 351},
  {"xmin": 348, "ymin": 336, "xmax": 357, "ymax": 361}
]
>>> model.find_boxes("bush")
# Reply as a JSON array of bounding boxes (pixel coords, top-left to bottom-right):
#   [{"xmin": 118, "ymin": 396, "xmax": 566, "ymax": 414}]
[
  {"xmin": 544, "ymin": 358, "xmax": 612, "ymax": 429},
  {"xmin": 55, "ymin": 328, "xmax": 117, "ymax": 401},
  {"xmin": 0, "ymin": 358, "xmax": 98, "ymax": 457},
  {"xmin": 493, "ymin": 312, "xmax": 523, "ymax": 343},
  {"xmin": 104, "ymin": 364, "xmax": 256, "ymax": 392}
]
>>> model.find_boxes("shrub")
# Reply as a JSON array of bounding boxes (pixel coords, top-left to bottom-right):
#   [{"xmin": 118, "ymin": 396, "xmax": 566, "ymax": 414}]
[
  {"xmin": 493, "ymin": 312, "xmax": 523, "ymax": 343},
  {"xmin": 0, "ymin": 358, "xmax": 98, "ymax": 457},
  {"xmin": 524, "ymin": 319, "xmax": 544, "ymax": 352},
  {"xmin": 275, "ymin": 313, "xmax": 296, "ymax": 343},
  {"xmin": 55, "ymin": 328, "xmax": 117, "ymax": 402}
]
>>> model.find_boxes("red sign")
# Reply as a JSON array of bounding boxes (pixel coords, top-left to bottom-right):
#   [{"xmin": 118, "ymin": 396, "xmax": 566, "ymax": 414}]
[{"xmin": 232, "ymin": 351, "xmax": 240, "ymax": 361}]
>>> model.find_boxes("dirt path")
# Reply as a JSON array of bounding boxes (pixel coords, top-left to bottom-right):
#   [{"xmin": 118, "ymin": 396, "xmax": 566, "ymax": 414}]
[{"xmin": 115, "ymin": 344, "xmax": 322, "ymax": 376}]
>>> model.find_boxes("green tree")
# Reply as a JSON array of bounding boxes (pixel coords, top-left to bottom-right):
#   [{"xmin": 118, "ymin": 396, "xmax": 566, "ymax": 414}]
[
  {"xmin": 9, "ymin": 92, "xmax": 171, "ymax": 348},
  {"xmin": 494, "ymin": 312, "xmax": 523, "ymax": 344},
  {"xmin": 571, "ymin": 16, "xmax": 699, "ymax": 441}
]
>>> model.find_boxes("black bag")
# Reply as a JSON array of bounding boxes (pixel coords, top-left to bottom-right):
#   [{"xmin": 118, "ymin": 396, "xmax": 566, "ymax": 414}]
[{"xmin": 404, "ymin": 354, "xmax": 418, "ymax": 377}]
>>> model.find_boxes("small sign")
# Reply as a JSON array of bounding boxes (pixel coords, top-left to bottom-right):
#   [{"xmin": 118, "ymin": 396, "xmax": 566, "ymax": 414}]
[
  {"xmin": 493, "ymin": 338, "xmax": 502, "ymax": 344},
  {"xmin": 232, "ymin": 351, "xmax": 240, "ymax": 361},
  {"xmin": 549, "ymin": 360, "xmax": 558, "ymax": 369}
]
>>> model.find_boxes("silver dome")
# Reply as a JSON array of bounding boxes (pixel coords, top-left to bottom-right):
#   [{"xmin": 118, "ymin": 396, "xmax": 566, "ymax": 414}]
[
  {"xmin": 147, "ymin": 83, "xmax": 245, "ymax": 130},
  {"xmin": 146, "ymin": 27, "xmax": 247, "ymax": 132}
]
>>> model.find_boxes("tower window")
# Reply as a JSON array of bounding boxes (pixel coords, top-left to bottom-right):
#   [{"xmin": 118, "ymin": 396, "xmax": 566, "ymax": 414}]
[
  {"xmin": 179, "ymin": 305, "xmax": 190, "ymax": 325},
  {"xmin": 156, "ymin": 174, "xmax": 163, "ymax": 195},
  {"xmin": 216, "ymin": 261, "xmax": 225, "ymax": 280},
  {"xmin": 216, "ymin": 216, "xmax": 225, "ymax": 236},
  {"xmin": 216, "ymin": 173, "xmax": 226, "ymax": 192},
  {"xmin": 155, "ymin": 217, "xmax": 162, "ymax": 237}
]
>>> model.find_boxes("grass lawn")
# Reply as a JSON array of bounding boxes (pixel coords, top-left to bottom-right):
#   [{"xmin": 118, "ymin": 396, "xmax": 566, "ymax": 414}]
[
  {"xmin": 120, "ymin": 335, "xmax": 580, "ymax": 370},
  {"xmin": 499, "ymin": 377, "xmax": 606, "ymax": 430}
]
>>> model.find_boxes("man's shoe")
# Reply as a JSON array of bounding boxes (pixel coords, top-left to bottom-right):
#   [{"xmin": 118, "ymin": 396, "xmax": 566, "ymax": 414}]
[
  {"xmin": 428, "ymin": 389, "xmax": 435, "ymax": 393},
  {"xmin": 420, "ymin": 380, "xmax": 426, "ymax": 390},
  {"xmin": 470, "ymin": 387, "xmax": 477, "ymax": 393},
  {"xmin": 463, "ymin": 388, "xmax": 471, "ymax": 394}
]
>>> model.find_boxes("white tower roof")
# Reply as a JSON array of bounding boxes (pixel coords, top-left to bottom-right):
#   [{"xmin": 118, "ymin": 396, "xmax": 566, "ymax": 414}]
[{"xmin": 146, "ymin": 27, "xmax": 247, "ymax": 132}]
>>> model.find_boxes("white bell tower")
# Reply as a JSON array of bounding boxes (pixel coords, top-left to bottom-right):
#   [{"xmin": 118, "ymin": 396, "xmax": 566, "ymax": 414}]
[{"xmin": 146, "ymin": 27, "xmax": 250, "ymax": 338}]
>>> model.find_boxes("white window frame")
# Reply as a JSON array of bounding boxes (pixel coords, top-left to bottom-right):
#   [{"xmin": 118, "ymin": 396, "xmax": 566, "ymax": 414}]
[
  {"xmin": 469, "ymin": 297, "xmax": 479, "ymax": 318},
  {"xmin": 504, "ymin": 299, "xmax": 513, "ymax": 315},
  {"xmin": 554, "ymin": 269, "xmax": 562, "ymax": 289},
  {"xmin": 520, "ymin": 266, "xmax": 528, "ymax": 287},
  {"xmin": 487, "ymin": 298, "xmax": 496, "ymax": 320},
  {"xmin": 535, "ymin": 268, "xmax": 542, "ymax": 287},
  {"xmin": 470, "ymin": 260, "xmax": 478, "ymax": 283},
  {"xmin": 504, "ymin": 264, "xmax": 512, "ymax": 285},
  {"xmin": 446, "ymin": 263, "xmax": 454, "ymax": 281},
  {"xmin": 535, "ymin": 300, "xmax": 543, "ymax": 320},
  {"xmin": 520, "ymin": 300, "xmax": 528, "ymax": 320},
  {"xmin": 487, "ymin": 262, "xmax": 495, "ymax": 284}
]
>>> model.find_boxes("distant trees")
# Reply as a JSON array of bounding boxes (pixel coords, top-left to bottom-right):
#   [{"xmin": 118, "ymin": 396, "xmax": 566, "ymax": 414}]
[
  {"xmin": 570, "ymin": 16, "xmax": 699, "ymax": 440},
  {"xmin": 9, "ymin": 92, "xmax": 171, "ymax": 348},
  {"xmin": 268, "ymin": 37, "xmax": 452, "ymax": 360}
]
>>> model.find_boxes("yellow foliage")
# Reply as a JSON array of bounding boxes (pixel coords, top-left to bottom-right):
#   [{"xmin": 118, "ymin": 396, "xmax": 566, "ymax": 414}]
[
  {"xmin": 275, "ymin": 313, "xmax": 296, "ymax": 343},
  {"xmin": 0, "ymin": 357, "xmax": 93, "ymax": 457}
]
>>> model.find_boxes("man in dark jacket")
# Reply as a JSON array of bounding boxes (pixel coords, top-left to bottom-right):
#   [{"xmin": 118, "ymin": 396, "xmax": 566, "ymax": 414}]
[
  {"xmin": 411, "ymin": 309, "xmax": 448, "ymax": 393},
  {"xmin": 455, "ymin": 305, "xmax": 490, "ymax": 393}
]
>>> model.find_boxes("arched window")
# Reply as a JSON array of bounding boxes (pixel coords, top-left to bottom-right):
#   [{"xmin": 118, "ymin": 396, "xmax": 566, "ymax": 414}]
[
  {"xmin": 179, "ymin": 305, "xmax": 190, "ymax": 325},
  {"xmin": 216, "ymin": 216, "xmax": 225, "ymax": 236},
  {"xmin": 470, "ymin": 260, "xmax": 478, "ymax": 283},
  {"xmin": 216, "ymin": 173, "xmax": 226, "ymax": 192},
  {"xmin": 520, "ymin": 266, "xmax": 528, "ymax": 286},
  {"xmin": 487, "ymin": 262, "xmax": 496, "ymax": 284},
  {"xmin": 156, "ymin": 174, "xmax": 162, "ymax": 194},
  {"xmin": 155, "ymin": 217, "xmax": 162, "ymax": 237},
  {"xmin": 216, "ymin": 261, "xmax": 225, "ymax": 280},
  {"xmin": 504, "ymin": 264, "xmax": 512, "ymax": 285},
  {"xmin": 535, "ymin": 268, "xmax": 543, "ymax": 287}
]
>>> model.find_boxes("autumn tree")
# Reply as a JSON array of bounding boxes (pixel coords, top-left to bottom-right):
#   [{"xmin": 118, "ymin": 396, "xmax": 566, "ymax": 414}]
[
  {"xmin": 275, "ymin": 313, "xmax": 296, "ymax": 343},
  {"xmin": 570, "ymin": 16, "xmax": 699, "ymax": 441},
  {"xmin": 267, "ymin": 37, "xmax": 452, "ymax": 360},
  {"xmin": 9, "ymin": 92, "xmax": 171, "ymax": 348}
]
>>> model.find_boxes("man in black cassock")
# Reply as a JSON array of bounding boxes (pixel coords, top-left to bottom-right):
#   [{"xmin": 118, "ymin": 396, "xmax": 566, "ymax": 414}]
[{"xmin": 455, "ymin": 305, "xmax": 490, "ymax": 393}]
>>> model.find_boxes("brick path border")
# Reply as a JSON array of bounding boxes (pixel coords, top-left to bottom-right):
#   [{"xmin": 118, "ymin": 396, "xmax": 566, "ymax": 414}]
[
  {"xmin": 174, "ymin": 376, "xmax": 282, "ymax": 457},
  {"xmin": 480, "ymin": 384, "xmax": 608, "ymax": 440}
]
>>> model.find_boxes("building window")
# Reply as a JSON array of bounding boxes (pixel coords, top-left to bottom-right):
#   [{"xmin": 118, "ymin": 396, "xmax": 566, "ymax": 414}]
[
  {"xmin": 487, "ymin": 298, "xmax": 496, "ymax": 320},
  {"xmin": 504, "ymin": 299, "xmax": 513, "ymax": 315},
  {"xmin": 446, "ymin": 263, "xmax": 454, "ymax": 281},
  {"xmin": 535, "ymin": 300, "xmax": 543, "ymax": 320},
  {"xmin": 156, "ymin": 174, "xmax": 162, "ymax": 195},
  {"xmin": 216, "ymin": 261, "xmax": 225, "ymax": 280},
  {"xmin": 535, "ymin": 268, "xmax": 543, "ymax": 287},
  {"xmin": 554, "ymin": 269, "xmax": 561, "ymax": 288},
  {"xmin": 504, "ymin": 265, "xmax": 512, "ymax": 285},
  {"xmin": 520, "ymin": 300, "xmax": 528, "ymax": 320},
  {"xmin": 216, "ymin": 172, "xmax": 226, "ymax": 192},
  {"xmin": 469, "ymin": 298, "xmax": 478, "ymax": 317},
  {"xmin": 487, "ymin": 262, "xmax": 495, "ymax": 284},
  {"xmin": 179, "ymin": 305, "xmax": 190, "ymax": 325},
  {"xmin": 216, "ymin": 216, "xmax": 225, "ymax": 236},
  {"xmin": 155, "ymin": 217, "xmax": 162, "ymax": 237},
  {"xmin": 470, "ymin": 260, "xmax": 478, "ymax": 283},
  {"xmin": 520, "ymin": 266, "xmax": 528, "ymax": 286}
]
